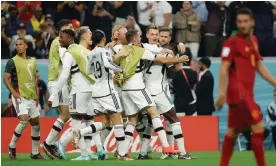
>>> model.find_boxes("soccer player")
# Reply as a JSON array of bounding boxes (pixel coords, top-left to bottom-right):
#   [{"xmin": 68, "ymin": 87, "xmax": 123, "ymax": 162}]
[
  {"xmin": 55, "ymin": 26, "xmax": 103, "ymax": 160},
  {"xmin": 4, "ymin": 38, "xmax": 44, "ymax": 160},
  {"xmin": 41, "ymin": 19, "xmax": 73, "ymax": 159},
  {"xmin": 216, "ymin": 8, "xmax": 276, "ymax": 166},
  {"xmin": 100, "ymin": 25, "xmax": 129, "ymax": 147},
  {"xmin": 120, "ymin": 29, "xmax": 189, "ymax": 156},
  {"xmin": 141, "ymin": 26, "xmax": 193, "ymax": 160},
  {"xmin": 72, "ymin": 29, "xmax": 133, "ymax": 160}
]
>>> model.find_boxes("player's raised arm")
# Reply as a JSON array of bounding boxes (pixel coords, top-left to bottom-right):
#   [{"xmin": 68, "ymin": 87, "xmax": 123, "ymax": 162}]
[
  {"xmin": 102, "ymin": 48, "xmax": 123, "ymax": 72},
  {"xmin": 256, "ymin": 61, "xmax": 276, "ymax": 87},
  {"xmin": 155, "ymin": 53, "xmax": 189, "ymax": 65}
]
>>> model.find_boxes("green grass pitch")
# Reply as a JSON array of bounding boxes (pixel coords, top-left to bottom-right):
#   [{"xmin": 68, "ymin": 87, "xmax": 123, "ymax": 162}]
[{"xmin": 1, "ymin": 152, "xmax": 276, "ymax": 166}]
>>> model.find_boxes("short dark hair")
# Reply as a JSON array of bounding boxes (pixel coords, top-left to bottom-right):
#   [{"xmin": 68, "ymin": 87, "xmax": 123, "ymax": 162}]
[
  {"xmin": 57, "ymin": 19, "xmax": 72, "ymax": 31},
  {"xmin": 199, "ymin": 57, "xmax": 211, "ymax": 68},
  {"xmin": 92, "ymin": 30, "xmax": 105, "ymax": 45},
  {"xmin": 159, "ymin": 27, "xmax": 172, "ymax": 37},
  {"xmin": 75, "ymin": 26, "xmax": 90, "ymax": 44},
  {"xmin": 60, "ymin": 29, "xmax": 75, "ymax": 40},
  {"xmin": 163, "ymin": 43, "xmax": 178, "ymax": 55},
  {"xmin": 146, "ymin": 24, "xmax": 159, "ymax": 33},
  {"xmin": 236, "ymin": 7, "xmax": 254, "ymax": 18},
  {"xmin": 126, "ymin": 29, "xmax": 138, "ymax": 43},
  {"xmin": 16, "ymin": 38, "xmax": 28, "ymax": 45}
]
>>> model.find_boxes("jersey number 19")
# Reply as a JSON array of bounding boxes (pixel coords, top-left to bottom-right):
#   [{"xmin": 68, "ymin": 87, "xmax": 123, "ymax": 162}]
[{"xmin": 91, "ymin": 61, "xmax": 102, "ymax": 79}]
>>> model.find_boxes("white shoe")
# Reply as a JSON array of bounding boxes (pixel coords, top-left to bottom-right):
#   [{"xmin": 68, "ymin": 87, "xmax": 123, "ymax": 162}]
[
  {"xmin": 160, "ymin": 154, "xmax": 178, "ymax": 159},
  {"xmin": 89, "ymin": 153, "xmax": 98, "ymax": 160},
  {"xmin": 71, "ymin": 155, "xmax": 91, "ymax": 161},
  {"xmin": 160, "ymin": 154, "xmax": 169, "ymax": 159},
  {"xmin": 55, "ymin": 141, "xmax": 66, "ymax": 160}
]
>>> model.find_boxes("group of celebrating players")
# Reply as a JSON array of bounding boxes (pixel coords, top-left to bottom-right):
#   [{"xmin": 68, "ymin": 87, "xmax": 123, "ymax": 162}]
[{"xmin": 4, "ymin": 7, "xmax": 276, "ymax": 166}]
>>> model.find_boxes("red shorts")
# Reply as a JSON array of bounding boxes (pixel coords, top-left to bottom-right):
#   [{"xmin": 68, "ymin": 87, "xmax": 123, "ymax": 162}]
[{"xmin": 227, "ymin": 97, "xmax": 263, "ymax": 130}]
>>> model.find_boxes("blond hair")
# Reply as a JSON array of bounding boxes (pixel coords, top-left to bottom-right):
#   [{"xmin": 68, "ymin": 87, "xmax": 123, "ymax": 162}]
[{"xmin": 111, "ymin": 25, "xmax": 125, "ymax": 41}]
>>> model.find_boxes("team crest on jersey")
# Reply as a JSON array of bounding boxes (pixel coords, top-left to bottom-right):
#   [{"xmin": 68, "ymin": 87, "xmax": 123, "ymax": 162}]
[
  {"xmin": 222, "ymin": 47, "xmax": 230, "ymax": 57},
  {"xmin": 251, "ymin": 109, "xmax": 260, "ymax": 120}
]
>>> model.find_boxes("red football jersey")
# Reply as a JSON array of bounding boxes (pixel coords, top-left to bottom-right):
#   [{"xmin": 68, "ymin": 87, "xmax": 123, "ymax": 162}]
[{"xmin": 221, "ymin": 34, "xmax": 262, "ymax": 104}]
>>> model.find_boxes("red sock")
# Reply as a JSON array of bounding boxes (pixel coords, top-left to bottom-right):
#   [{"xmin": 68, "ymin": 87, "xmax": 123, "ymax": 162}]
[
  {"xmin": 251, "ymin": 132, "xmax": 265, "ymax": 166},
  {"xmin": 219, "ymin": 135, "xmax": 235, "ymax": 166}
]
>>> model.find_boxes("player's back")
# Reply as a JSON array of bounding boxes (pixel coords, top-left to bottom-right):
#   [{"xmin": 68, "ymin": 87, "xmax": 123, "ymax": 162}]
[
  {"xmin": 88, "ymin": 47, "xmax": 116, "ymax": 97},
  {"xmin": 222, "ymin": 34, "xmax": 262, "ymax": 103}
]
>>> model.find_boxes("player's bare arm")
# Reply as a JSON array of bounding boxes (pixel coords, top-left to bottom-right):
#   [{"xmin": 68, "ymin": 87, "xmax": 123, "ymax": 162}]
[
  {"xmin": 113, "ymin": 47, "xmax": 131, "ymax": 61},
  {"xmin": 3, "ymin": 72, "xmax": 21, "ymax": 101},
  {"xmin": 256, "ymin": 61, "xmax": 276, "ymax": 87},
  {"xmin": 154, "ymin": 54, "xmax": 189, "ymax": 65},
  {"xmin": 215, "ymin": 60, "xmax": 232, "ymax": 109}
]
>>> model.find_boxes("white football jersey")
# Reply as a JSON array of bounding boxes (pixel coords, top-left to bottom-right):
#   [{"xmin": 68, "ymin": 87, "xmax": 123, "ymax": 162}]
[
  {"xmin": 61, "ymin": 52, "xmax": 93, "ymax": 94},
  {"xmin": 87, "ymin": 46, "xmax": 122, "ymax": 97},
  {"xmin": 143, "ymin": 43, "xmax": 173, "ymax": 95},
  {"xmin": 122, "ymin": 49, "xmax": 156, "ymax": 90}
]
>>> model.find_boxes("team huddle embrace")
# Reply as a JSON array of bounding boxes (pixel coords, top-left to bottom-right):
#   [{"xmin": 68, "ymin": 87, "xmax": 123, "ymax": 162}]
[{"xmin": 5, "ymin": 18, "xmax": 196, "ymax": 161}]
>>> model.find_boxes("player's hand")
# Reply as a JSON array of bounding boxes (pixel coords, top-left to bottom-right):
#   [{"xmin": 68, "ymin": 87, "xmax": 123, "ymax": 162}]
[
  {"xmin": 47, "ymin": 100, "xmax": 52, "ymax": 108},
  {"xmin": 178, "ymin": 55, "xmax": 189, "ymax": 64},
  {"xmin": 44, "ymin": 105, "xmax": 50, "ymax": 113},
  {"xmin": 12, "ymin": 92, "xmax": 21, "ymax": 102},
  {"xmin": 113, "ymin": 73, "xmax": 120, "ymax": 84},
  {"xmin": 177, "ymin": 42, "xmax": 186, "ymax": 54},
  {"xmin": 48, "ymin": 95, "xmax": 56, "ymax": 108},
  {"xmin": 215, "ymin": 94, "xmax": 225, "ymax": 110}
]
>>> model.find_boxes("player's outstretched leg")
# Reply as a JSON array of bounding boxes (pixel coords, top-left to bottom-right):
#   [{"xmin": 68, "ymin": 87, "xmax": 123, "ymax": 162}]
[
  {"xmin": 42, "ymin": 105, "xmax": 69, "ymax": 159},
  {"xmin": 84, "ymin": 117, "xmax": 105, "ymax": 160},
  {"xmin": 251, "ymin": 122, "xmax": 266, "ymax": 166},
  {"xmin": 219, "ymin": 128, "xmax": 238, "ymax": 166},
  {"xmin": 72, "ymin": 115, "xmax": 106, "ymax": 149},
  {"xmin": 8, "ymin": 115, "xmax": 28, "ymax": 160},
  {"xmin": 145, "ymin": 106, "xmax": 179, "ymax": 154},
  {"xmin": 29, "ymin": 116, "xmax": 44, "ymax": 160}
]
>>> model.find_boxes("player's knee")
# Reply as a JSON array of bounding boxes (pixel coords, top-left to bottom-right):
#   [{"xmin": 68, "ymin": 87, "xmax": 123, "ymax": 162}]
[
  {"xmin": 59, "ymin": 112, "xmax": 70, "ymax": 122},
  {"xmin": 128, "ymin": 115, "xmax": 138, "ymax": 125},
  {"xmin": 29, "ymin": 116, "xmax": 40, "ymax": 126},
  {"xmin": 251, "ymin": 122, "xmax": 264, "ymax": 134},
  {"xmin": 163, "ymin": 108, "xmax": 179, "ymax": 124},
  {"xmin": 226, "ymin": 128, "xmax": 239, "ymax": 139},
  {"xmin": 18, "ymin": 114, "xmax": 29, "ymax": 121},
  {"xmin": 19, "ymin": 121, "xmax": 28, "ymax": 127},
  {"xmin": 145, "ymin": 106, "xmax": 159, "ymax": 117}
]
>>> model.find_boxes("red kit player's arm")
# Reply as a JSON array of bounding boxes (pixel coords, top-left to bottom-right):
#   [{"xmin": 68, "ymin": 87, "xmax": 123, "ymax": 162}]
[
  {"xmin": 218, "ymin": 61, "xmax": 231, "ymax": 96},
  {"xmin": 256, "ymin": 61, "xmax": 276, "ymax": 87},
  {"xmin": 218, "ymin": 40, "xmax": 234, "ymax": 96}
]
